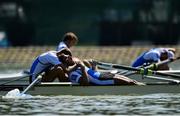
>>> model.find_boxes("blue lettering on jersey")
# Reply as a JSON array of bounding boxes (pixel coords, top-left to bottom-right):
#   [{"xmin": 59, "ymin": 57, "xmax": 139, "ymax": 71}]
[{"xmin": 71, "ymin": 74, "xmax": 78, "ymax": 81}]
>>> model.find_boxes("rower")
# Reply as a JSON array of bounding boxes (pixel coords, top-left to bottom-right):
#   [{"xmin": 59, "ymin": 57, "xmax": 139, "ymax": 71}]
[
  {"xmin": 68, "ymin": 57, "xmax": 143, "ymax": 86},
  {"xmin": 29, "ymin": 48, "xmax": 75, "ymax": 83},
  {"xmin": 56, "ymin": 32, "xmax": 78, "ymax": 51},
  {"xmin": 131, "ymin": 48, "xmax": 176, "ymax": 70}
]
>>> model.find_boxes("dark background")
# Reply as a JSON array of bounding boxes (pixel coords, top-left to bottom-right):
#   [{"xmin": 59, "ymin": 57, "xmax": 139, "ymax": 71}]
[{"xmin": 0, "ymin": 0, "xmax": 180, "ymax": 46}]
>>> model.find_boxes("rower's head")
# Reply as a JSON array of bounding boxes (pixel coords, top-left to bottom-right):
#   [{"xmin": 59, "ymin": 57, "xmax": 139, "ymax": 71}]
[
  {"xmin": 160, "ymin": 52, "xmax": 168, "ymax": 61},
  {"xmin": 57, "ymin": 48, "xmax": 75, "ymax": 66},
  {"xmin": 160, "ymin": 49, "xmax": 175, "ymax": 61},
  {"xmin": 58, "ymin": 54, "xmax": 75, "ymax": 66},
  {"xmin": 57, "ymin": 48, "xmax": 72, "ymax": 56},
  {"xmin": 62, "ymin": 32, "xmax": 78, "ymax": 48}
]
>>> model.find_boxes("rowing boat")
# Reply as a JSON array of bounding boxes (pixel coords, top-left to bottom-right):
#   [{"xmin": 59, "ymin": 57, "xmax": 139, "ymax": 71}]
[
  {"xmin": 0, "ymin": 82, "xmax": 180, "ymax": 96},
  {"xmin": 1, "ymin": 70, "xmax": 180, "ymax": 85},
  {"xmin": 0, "ymin": 62, "xmax": 180, "ymax": 96},
  {"xmin": 0, "ymin": 70, "xmax": 180, "ymax": 96}
]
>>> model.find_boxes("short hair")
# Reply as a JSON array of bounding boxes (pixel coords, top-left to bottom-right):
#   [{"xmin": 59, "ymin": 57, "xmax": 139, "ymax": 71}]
[
  {"xmin": 62, "ymin": 32, "xmax": 78, "ymax": 42},
  {"xmin": 57, "ymin": 48, "xmax": 72, "ymax": 57}
]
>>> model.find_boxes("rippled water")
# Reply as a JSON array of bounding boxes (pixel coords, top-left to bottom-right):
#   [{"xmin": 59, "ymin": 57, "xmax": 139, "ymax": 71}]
[
  {"xmin": 1, "ymin": 62, "xmax": 180, "ymax": 115},
  {"xmin": 0, "ymin": 94, "xmax": 180, "ymax": 115}
]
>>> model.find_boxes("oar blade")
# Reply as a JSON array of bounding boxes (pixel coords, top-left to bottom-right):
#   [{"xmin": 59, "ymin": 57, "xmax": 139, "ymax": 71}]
[{"xmin": 3, "ymin": 89, "xmax": 32, "ymax": 99}]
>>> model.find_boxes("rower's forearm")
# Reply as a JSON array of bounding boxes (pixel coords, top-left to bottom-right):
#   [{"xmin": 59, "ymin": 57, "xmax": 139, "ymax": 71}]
[{"xmin": 66, "ymin": 64, "xmax": 79, "ymax": 73}]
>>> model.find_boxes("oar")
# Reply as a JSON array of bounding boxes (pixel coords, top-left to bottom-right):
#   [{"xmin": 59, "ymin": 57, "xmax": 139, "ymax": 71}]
[
  {"xmin": 144, "ymin": 75, "xmax": 180, "ymax": 84},
  {"xmin": 157, "ymin": 70, "xmax": 180, "ymax": 74},
  {"xmin": 0, "ymin": 71, "xmax": 33, "ymax": 86},
  {"xmin": 97, "ymin": 57, "xmax": 180, "ymax": 79},
  {"xmin": 97, "ymin": 57, "xmax": 180, "ymax": 71},
  {"xmin": 110, "ymin": 63, "xmax": 180, "ymax": 79},
  {"xmin": 0, "ymin": 71, "xmax": 35, "ymax": 91},
  {"xmin": 121, "ymin": 58, "xmax": 177, "ymax": 76},
  {"xmin": 21, "ymin": 74, "xmax": 42, "ymax": 94}
]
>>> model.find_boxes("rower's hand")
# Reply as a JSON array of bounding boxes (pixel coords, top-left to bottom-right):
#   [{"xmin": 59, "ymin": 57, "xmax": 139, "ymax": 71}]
[
  {"xmin": 76, "ymin": 61, "xmax": 84, "ymax": 67},
  {"xmin": 88, "ymin": 59, "xmax": 97, "ymax": 66},
  {"xmin": 73, "ymin": 57, "xmax": 82, "ymax": 64}
]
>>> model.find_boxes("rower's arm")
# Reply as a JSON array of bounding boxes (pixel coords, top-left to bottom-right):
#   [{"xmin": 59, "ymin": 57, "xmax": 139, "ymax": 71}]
[
  {"xmin": 57, "ymin": 63, "xmax": 78, "ymax": 74},
  {"xmin": 78, "ymin": 63, "xmax": 89, "ymax": 86},
  {"xmin": 83, "ymin": 59, "xmax": 97, "ymax": 71},
  {"xmin": 66, "ymin": 64, "xmax": 79, "ymax": 73}
]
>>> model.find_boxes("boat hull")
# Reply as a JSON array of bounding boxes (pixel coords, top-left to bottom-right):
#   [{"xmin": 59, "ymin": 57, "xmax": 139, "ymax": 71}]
[{"xmin": 0, "ymin": 82, "xmax": 180, "ymax": 96}]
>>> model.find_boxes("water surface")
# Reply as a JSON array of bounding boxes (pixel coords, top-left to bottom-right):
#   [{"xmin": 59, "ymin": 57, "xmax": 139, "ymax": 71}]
[
  {"xmin": 0, "ymin": 65, "xmax": 180, "ymax": 115},
  {"xmin": 0, "ymin": 94, "xmax": 180, "ymax": 115}
]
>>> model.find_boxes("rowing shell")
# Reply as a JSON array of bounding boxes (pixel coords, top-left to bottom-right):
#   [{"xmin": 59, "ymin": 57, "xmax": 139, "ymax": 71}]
[
  {"xmin": 1, "ymin": 70, "xmax": 180, "ymax": 85},
  {"xmin": 0, "ymin": 70, "xmax": 180, "ymax": 96},
  {"xmin": 0, "ymin": 82, "xmax": 180, "ymax": 96}
]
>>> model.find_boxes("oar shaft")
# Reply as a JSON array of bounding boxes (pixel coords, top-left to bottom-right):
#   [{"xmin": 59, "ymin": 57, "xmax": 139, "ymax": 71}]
[
  {"xmin": 145, "ymin": 75, "xmax": 180, "ymax": 83},
  {"xmin": 21, "ymin": 75, "xmax": 42, "ymax": 94},
  {"xmin": 112, "ymin": 64, "xmax": 180, "ymax": 79},
  {"xmin": 97, "ymin": 57, "xmax": 180, "ymax": 71},
  {"xmin": 157, "ymin": 70, "xmax": 180, "ymax": 74},
  {"xmin": 97, "ymin": 60, "xmax": 180, "ymax": 79},
  {"xmin": 154, "ymin": 71, "xmax": 180, "ymax": 79}
]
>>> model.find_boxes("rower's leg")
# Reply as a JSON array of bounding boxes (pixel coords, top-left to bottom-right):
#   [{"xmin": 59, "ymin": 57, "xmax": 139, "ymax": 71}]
[
  {"xmin": 41, "ymin": 66, "xmax": 69, "ymax": 82},
  {"xmin": 55, "ymin": 66, "xmax": 69, "ymax": 82},
  {"xmin": 113, "ymin": 74, "xmax": 144, "ymax": 85}
]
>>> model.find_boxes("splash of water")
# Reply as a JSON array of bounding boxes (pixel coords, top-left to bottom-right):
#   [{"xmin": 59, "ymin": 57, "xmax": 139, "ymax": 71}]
[{"xmin": 3, "ymin": 88, "xmax": 32, "ymax": 99}]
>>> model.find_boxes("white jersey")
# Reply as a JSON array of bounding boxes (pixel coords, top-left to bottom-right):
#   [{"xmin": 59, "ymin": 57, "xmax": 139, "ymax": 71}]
[
  {"xmin": 132, "ymin": 48, "xmax": 175, "ymax": 67},
  {"xmin": 143, "ymin": 48, "xmax": 162, "ymax": 62},
  {"xmin": 143, "ymin": 48, "xmax": 174, "ymax": 62},
  {"xmin": 38, "ymin": 51, "xmax": 61, "ymax": 65},
  {"xmin": 69, "ymin": 69, "xmax": 114, "ymax": 85},
  {"xmin": 30, "ymin": 51, "xmax": 62, "ymax": 81},
  {"xmin": 56, "ymin": 42, "xmax": 68, "ymax": 51}
]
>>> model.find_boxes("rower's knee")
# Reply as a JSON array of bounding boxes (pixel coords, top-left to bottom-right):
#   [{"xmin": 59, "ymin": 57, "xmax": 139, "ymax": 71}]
[
  {"xmin": 54, "ymin": 66, "xmax": 69, "ymax": 82},
  {"xmin": 55, "ymin": 66, "xmax": 64, "ymax": 74},
  {"xmin": 42, "ymin": 66, "xmax": 68, "ymax": 82}
]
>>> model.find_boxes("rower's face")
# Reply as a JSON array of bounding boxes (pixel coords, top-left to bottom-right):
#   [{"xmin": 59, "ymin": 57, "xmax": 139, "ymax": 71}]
[
  {"xmin": 64, "ymin": 55, "xmax": 75, "ymax": 66},
  {"xmin": 160, "ymin": 52, "xmax": 168, "ymax": 61},
  {"xmin": 69, "ymin": 39, "xmax": 77, "ymax": 47}
]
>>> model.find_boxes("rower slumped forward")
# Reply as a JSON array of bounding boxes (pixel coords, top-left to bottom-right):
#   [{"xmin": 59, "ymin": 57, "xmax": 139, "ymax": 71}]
[
  {"xmin": 131, "ymin": 48, "xmax": 176, "ymax": 70},
  {"xmin": 68, "ymin": 57, "xmax": 144, "ymax": 86},
  {"xmin": 29, "ymin": 48, "xmax": 76, "ymax": 83}
]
